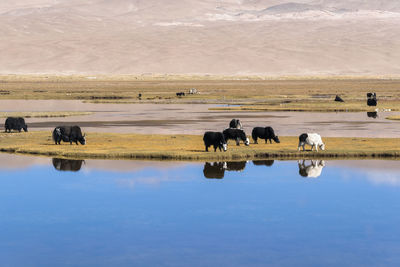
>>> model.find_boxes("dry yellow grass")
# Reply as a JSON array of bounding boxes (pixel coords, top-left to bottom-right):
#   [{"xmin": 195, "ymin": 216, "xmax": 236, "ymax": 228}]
[
  {"xmin": 0, "ymin": 111, "xmax": 93, "ymax": 118},
  {"xmin": 386, "ymin": 115, "xmax": 400, "ymax": 121},
  {"xmin": 0, "ymin": 131, "xmax": 399, "ymax": 160},
  {"xmin": 1, "ymin": 76, "xmax": 400, "ymax": 112}
]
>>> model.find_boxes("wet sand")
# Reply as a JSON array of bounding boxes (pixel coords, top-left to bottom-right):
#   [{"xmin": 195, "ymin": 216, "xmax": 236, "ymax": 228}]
[{"xmin": 0, "ymin": 100, "xmax": 399, "ymax": 138}]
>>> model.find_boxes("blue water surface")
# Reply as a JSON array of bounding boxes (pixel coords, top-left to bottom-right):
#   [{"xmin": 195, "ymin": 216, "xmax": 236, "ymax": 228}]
[{"xmin": 0, "ymin": 157, "xmax": 400, "ymax": 267}]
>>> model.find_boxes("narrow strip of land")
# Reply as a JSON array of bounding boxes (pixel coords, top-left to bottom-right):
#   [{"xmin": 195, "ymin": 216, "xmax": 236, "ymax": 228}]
[
  {"xmin": 0, "ymin": 111, "xmax": 93, "ymax": 118},
  {"xmin": 0, "ymin": 132, "xmax": 399, "ymax": 160}
]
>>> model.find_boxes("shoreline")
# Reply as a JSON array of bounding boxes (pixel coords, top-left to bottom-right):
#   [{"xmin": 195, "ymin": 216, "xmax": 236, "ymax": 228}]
[{"xmin": 0, "ymin": 131, "xmax": 399, "ymax": 161}]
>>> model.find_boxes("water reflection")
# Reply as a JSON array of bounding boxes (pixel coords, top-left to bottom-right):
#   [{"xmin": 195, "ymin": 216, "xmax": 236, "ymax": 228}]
[
  {"xmin": 298, "ymin": 160, "xmax": 325, "ymax": 178},
  {"xmin": 203, "ymin": 162, "xmax": 226, "ymax": 179},
  {"xmin": 202, "ymin": 159, "xmax": 324, "ymax": 179},
  {"xmin": 367, "ymin": 111, "xmax": 378, "ymax": 118},
  {"xmin": 252, "ymin": 160, "xmax": 275, "ymax": 167},
  {"xmin": 226, "ymin": 161, "xmax": 246, "ymax": 171},
  {"xmin": 52, "ymin": 158, "xmax": 84, "ymax": 172},
  {"xmin": 2, "ymin": 155, "xmax": 400, "ymax": 266},
  {"xmin": 203, "ymin": 161, "xmax": 247, "ymax": 179}
]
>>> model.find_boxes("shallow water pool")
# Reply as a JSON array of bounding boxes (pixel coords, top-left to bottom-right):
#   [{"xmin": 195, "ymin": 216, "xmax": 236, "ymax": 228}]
[{"xmin": 1, "ymin": 155, "xmax": 400, "ymax": 266}]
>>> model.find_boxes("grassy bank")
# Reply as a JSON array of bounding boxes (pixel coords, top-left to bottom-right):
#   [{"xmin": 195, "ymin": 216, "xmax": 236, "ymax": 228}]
[
  {"xmin": 386, "ymin": 115, "xmax": 400, "ymax": 121},
  {"xmin": 0, "ymin": 131, "xmax": 399, "ymax": 160}
]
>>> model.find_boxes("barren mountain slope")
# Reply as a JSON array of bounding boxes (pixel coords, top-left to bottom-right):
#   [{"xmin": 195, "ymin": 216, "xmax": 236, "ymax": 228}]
[{"xmin": 1, "ymin": 0, "xmax": 399, "ymax": 75}]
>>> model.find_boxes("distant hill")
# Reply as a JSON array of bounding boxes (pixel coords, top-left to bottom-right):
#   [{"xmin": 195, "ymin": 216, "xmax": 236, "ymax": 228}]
[{"xmin": 0, "ymin": 0, "xmax": 399, "ymax": 76}]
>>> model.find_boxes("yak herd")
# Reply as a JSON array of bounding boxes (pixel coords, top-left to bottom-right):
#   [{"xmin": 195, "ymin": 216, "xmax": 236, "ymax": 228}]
[
  {"xmin": 4, "ymin": 117, "xmax": 325, "ymax": 151},
  {"xmin": 4, "ymin": 117, "xmax": 86, "ymax": 145},
  {"xmin": 204, "ymin": 118, "xmax": 325, "ymax": 152}
]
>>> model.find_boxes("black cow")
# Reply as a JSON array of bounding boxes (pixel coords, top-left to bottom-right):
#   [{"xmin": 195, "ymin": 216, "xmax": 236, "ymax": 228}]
[
  {"xmin": 229, "ymin": 119, "xmax": 242, "ymax": 129},
  {"xmin": 252, "ymin": 127, "xmax": 280, "ymax": 144},
  {"xmin": 53, "ymin": 126, "xmax": 86, "ymax": 145},
  {"xmin": 203, "ymin": 162, "xmax": 225, "ymax": 179},
  {"xmin": 176, "ymin": 92, "xmax": 185, "ymax": 97},
  {"xmin": 203, "ymin": 131, "xmax": 227, "ymax": 152},
  {"xmin": 5, "ymin": 117, "xmax": 28, "ymax": 132},
  {"xmin": 52, "ymin": 158, "xmax": 84, "ymax": 172},
  {"xmin": 252, "ymin": 160, "xmax": 274, "ymax": 166},
  {"xmin": 223, "ymin": 128, "xmax": 249, "ymax": 146}
]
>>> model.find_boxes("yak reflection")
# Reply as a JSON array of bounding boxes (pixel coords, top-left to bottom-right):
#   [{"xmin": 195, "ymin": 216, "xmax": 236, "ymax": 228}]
[
  {"xmin": 298, "ymin": 160, "xmax": 325, "ymax": 178},
  {"xmin": 367, "ymin": 112, "xmax": 378, "ymax": 119},
  {"xmin": 252, "ymin": 160, "xmax": 274, "ymax": 167},
  {"xmin": 225, "ymin": 161, "xmax": 246, "ymax": 171},
  {"xmin": 52, "ymin": 158, "xmax": 84, "ymax": 172},
  {"xmin": 203, "ymin": 161, "xmax": 247, "ymax": 179}
]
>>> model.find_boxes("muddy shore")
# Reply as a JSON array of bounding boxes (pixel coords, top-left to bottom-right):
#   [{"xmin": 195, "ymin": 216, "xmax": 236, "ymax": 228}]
[{"xmin": 0, "ymin": 100, "xmax": 399, "ymax": 138}]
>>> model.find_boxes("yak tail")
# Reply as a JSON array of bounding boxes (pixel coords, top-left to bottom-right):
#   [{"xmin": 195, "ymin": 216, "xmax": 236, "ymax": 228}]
[{"xmin": 52, "ymin": 128, "xmax": 61, "ymax": 141}]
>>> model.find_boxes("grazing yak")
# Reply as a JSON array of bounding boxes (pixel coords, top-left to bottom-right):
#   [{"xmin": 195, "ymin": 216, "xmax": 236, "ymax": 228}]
[
  {"xmin": 5, "ymin": 117, "xmax": 28, "ymax": 132},
  {"xmin": 53, "ymin": 126, "xmax": 86, "ymax": 145},
  {"xmin": 298, "ymin": 160, "xmax": 325, "ymax": 178},
  {"xmin": 252, "ymin": 160, "xmax": 274, "ymax": 167},
  {"xmin": 203, "ymin": 162, "xmax": 226, "ymax": 179},
  {"xmin": 298, "ymin": 133, "xmax": 325, "ymax": 151},
  {"xmin": 52, "ymin": 158, "xmax": 84, "ymax": 172},
  {"xmin": 203, "ymin": 131, "xmax": 227, "ymax": 152},
  {"xmin": 252, "ymin": 127, "xmax": 280, "ymax": 144},
  {"xmin": 176, "ymin": 92, "xmax": 185, "ymax": 97},
  {"xmin": 223, "ymin": 128, "xmax": 250, "ymax": 146},
  {"xmin": 334, "ymin": 95, "xmax": 344, "ymax": 102},
  {"xmin": 367, "ymin": 92, "xmax": 377, "ymax": 106},
  {"xmin": 189, "ymin": 88, "xmax": 198, "ymax": 94},
  {"xmin": 229, "ymin": 119, "xmax": 242, "ymax": 129}
]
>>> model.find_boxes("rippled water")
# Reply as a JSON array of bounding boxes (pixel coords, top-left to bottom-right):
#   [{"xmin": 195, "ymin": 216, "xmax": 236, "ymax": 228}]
[{"xmin": 1, "ymin": 155, "xmax": 400, "ymax": 266}]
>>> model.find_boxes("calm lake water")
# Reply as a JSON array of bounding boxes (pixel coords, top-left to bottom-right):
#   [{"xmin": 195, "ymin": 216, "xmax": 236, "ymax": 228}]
[{"xmin": 1, "ymin": 155, "xmax": 400, "ymax": 266}]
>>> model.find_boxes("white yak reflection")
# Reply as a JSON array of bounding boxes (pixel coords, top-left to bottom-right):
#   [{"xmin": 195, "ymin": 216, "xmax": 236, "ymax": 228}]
[{"xmin": 298, "ymin": 160, "xmax": 325, "ymax": 178}]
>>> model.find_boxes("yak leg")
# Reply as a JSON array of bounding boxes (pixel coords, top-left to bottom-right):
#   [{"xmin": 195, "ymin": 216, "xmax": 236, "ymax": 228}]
[
  {"xmin": 236, "ymin": 138, "xmax": 240, "ymax": 146},
  {"xmin": 213, "ymin": 145, "xmax": 217, "ymax": 152},
  {"xmin": 253, "ymin": 137, "xmax": 258, "ymax": 144},
  {"xmin": 269, "ymin": 139, "xmax": 272, "ymax": 144},
  {"xmin": 205, "ymin": 145, "xmax": 209, "ymax": 152}
]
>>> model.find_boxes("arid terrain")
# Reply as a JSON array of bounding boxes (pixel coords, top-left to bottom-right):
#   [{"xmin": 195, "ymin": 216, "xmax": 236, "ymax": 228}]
[
  {"xmin": 1, "ymin": 77, "xmax": 400, "ymax": 138},
  {"xmin": 1, "ymin": 0, "xmax": 400, "ymax": 75}
]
